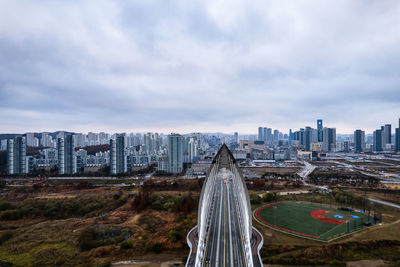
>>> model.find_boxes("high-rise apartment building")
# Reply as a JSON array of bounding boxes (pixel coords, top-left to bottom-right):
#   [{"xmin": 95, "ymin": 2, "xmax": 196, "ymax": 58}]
[
  {"xmin": 73, "ymin": 133, "xmax": 86, "ymax": 147},
  {"xmin": 322, "ymin": 128, "xmax": 336, "ymax": 152},
  {"xmin": 40, "ymin": 132, "xmax": 53, "ymax": 147},
  {"xmin": 266, "ymin": 128, "xmax": 272, "ymax": 143},
  {"xmin": 258, "ymin": 127, "xmax": 263, "ymax": 142},
  {"xmin": 317, "ymin": 119, "xmax": 323, "ymax": 142},
  {"xmin": 57, "ymin": 134, "xmax": 76, "ymax": 175},
  {"xmin": 25, "ymin": 133, "xmax": 39, "ymax": 147},
  {"xmin": 110, "ymin": 134, "xmax": 126, "ymax": 175},
  {"xmin": 273, "ymin": 130, "xmax": 279, "ymax": 143},
  {"xmin": 299, "ymin": 128, "xmax": 305, "ymax": 145},
  {"xmin": 234, "ymin": 132, "xmax": 239, "ymax": 144},
  {"xmin": 373, "ymin": 129, "xmax": 383, "ymax": 152},
  {"xmin": 383, "ymin": 124, "xmax": 392, "ymax": 144},
  {"xmin": 381, "ymin": 124, "xmax": 392, "ymax": 151},
  {"xmin": 187, "ymin": 137, "xmax": 197, "ymax": 163},
  {"xmin": 395, "ymin": 118, "xmax": 400, "ymax": 152},
  {"xmin": 288, "ymin": 129, "xmax": 293, "ymax": 144},
  {"xmin": 65, "ymin": 135, "xmax": 76, "ymax": 174},
  {"xmin": 304, "ymin": 127, "xmax": 313, "ymax": 151},
  {"xmin": 168, "ymin": 133, "xmax": 183, "ymax": 174},
  {"xmin": 354, "ymin": 129, "xmax": 365, "ymax": 153},
  {"xmin": 57, "ymin": 138, "xmax": 65, "ymax": 173},
  {"xmin": 263, "ymin": 127, "xmax": 267, "ymax": 142},
  {"xmin": 7, "ymin": 136, "xmax": 27, "ymax": 175}
]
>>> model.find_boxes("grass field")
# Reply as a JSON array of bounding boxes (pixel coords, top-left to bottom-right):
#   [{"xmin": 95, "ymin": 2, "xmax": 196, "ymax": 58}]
[{"xmin": 255, "ymin": 201, "xmax": 373, "ymax": 241}]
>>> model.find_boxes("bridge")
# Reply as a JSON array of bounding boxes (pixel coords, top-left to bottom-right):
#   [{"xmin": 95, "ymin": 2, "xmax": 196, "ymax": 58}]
[{"xmin": 186, "ymin": 144, "xmax": 263, "ymax": 267}]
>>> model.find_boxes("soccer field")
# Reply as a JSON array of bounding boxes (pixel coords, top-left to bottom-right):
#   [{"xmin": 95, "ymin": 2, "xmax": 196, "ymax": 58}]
[{"xmin": 255, "ymin": 201, "xmax": 372, "ymax": 241}]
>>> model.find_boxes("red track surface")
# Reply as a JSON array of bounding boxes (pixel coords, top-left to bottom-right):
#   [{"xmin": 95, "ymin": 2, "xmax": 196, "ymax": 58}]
[
  {"xmin": 310, "ymin": 209, "xmax": 343, "ymax": 225},
  {"xmin": 256, "ymin": 202, "xmax": 319, "ymax": 239}
]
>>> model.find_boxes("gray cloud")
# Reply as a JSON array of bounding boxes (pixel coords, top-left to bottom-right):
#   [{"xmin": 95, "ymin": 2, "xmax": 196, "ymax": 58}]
[{"xmin": 0, "ymin": 0, "xmax": 400, "ymax": 134}]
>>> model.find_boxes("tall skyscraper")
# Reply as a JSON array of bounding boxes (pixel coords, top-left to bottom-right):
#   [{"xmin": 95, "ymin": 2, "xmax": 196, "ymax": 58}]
[
  {"xmin": 354, "ymin": 130, "xmax": 365, "ymax": 153},
  {"xmin": 65, "ymin": 135, "xmax": 76, "ymax": 174},
  {"xmin": 258, "ymin": 127, "xmax": 263, "ymax": 142},
  {"xmin": 168, "ymin": 133, "xmax": 183, "ymax": 174},
  {"xmin": 25, "ymin": 133, "xmax": 38, "ymax": 147},
  {"xmin": 263, "ymin": 127, "xmax": 267, "ymax": 142},
  {"xmin": 7, "ymin": 136, "xmax": 27, "ymax": 175},
  {"xmin": 373, "ymin": 129, "xmax": 383, "ymax": 152},
  {"xmin": 317, "ymin": 119, "xmax": 323, "ymax": 142},
  {"xmin": 395, "ymin": 118, "xmax": 400, "ymax": 152},
  {"xmin": 57, "ymin": 134, "xmax": 76, "ymax": 175},
  {"xmin": 110, "ymin": 134, "xmax": 126, "ymax": 175},
  {"xmin": 57, "ymin": 138, "xmax": 65, "ymax": 174},
  {"xmin": 273, "ymin": 130, "xmax": 279, "ymax": 143},
  {"xmin": 382, "ymin": 124, "xmax": 392, "ymax": 150},
  {"xmin": 304, "ymin": 127, "xmax": 313, "ymax": 151},
  {"xmin": 322, "ymin": 128, "xmax": 336, "ymax": 152},
  {"xmin": 73, "ymin": 133, "xmax": 86, "ymax": 147},
  {"xmin": 234, "ymin": 132, "xmax": 239, "ymax": 144},
  {"xmin": 186, "ymin": 137, "xmax": 197, "ymax": 162},
  {"xmin": 40, "ymin": 132, "xmax": 52, "ymax": 147},
  {"xmin": 299, "ymin": 128, "xmax": 305, "ymax": 145}
]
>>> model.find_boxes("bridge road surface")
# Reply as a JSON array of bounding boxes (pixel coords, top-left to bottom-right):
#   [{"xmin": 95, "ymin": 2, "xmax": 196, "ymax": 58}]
[{"xmin": 202, "ymin": 168, "xmax": 246, "ymax": 267}]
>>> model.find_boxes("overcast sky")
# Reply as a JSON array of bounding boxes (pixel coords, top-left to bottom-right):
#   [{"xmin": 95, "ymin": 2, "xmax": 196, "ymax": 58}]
[{"xmin": 1, "ymin": 0, "xmax": 400, "ymax": 135}]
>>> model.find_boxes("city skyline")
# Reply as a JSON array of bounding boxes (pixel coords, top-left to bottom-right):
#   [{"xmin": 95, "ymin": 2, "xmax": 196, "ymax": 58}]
[
  {"xmin": 1, "ymin": 117, "xmax": 399, "ymax": 137},
  {"xmin": 1, "ymin": 1, "xmax": 400, "ymax": 134}
]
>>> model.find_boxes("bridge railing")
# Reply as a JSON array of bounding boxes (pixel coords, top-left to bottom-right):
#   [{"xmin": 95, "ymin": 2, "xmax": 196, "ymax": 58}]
[
  {"xmin": 195, "ymin": 155, "xmax": 220, "ymax": 266},
  {"xmin": 230, "ymin": 159, "xmax": 254, "ymax": 267}
]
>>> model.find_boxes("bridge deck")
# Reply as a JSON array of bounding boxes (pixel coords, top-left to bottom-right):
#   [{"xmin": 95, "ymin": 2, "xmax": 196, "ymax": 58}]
[
  {"xmin": 202, "ymin": 169, "xmax": 246, "ymax": 266},
  {"xmin": 186, "ymin": 144, "xmax": 263, "ymax": 267}
]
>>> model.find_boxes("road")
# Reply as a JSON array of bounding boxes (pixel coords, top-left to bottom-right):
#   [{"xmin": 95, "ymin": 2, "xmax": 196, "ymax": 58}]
[
  {"xmin": 367, "ymin": 198, "xmax": 400, "ymax": 209},
  {"xmin": 298, "ymin": 160, "xmax": 316, "ymax": 179},
  {"xmin": 202, "ymin": 168, "xmax": 246, "ymax": 267},
  {"xmin": 297, "ymin": 161, "xmax": 330, "ymax": 191}
]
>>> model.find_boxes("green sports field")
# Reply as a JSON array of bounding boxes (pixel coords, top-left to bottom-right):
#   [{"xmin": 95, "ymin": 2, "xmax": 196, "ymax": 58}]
[{"xmin": 255, "ymin": 201, "xmax": 372, "ymax": 241}]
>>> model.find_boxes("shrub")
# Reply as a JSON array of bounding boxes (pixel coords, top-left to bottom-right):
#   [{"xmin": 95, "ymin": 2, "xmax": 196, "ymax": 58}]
[
  {"xmin": 152, "ymin": 242, "xmax": 162, "ymax": 253},
  {"xmin": 0, "ymin": 201, "xmax": 15, "ymax": 211},
  {"xmin": 0, "ymin": 231, "xmax": 13, "ymax": 245},
  {"xmin": 168, "ymin": 229, "xmax": 183, "ymax": 242},
  {"xmin": 0, "ymin": 209, "xmax": 23, "ymax": 220},
  {"xmin": 250, "ymin": 193, "xmax": 262, "ymax": 205},
  {"xmin": 151, "ymin": 199, "xmax": 163, "ymax": 210},
  {"xmin": 96, "ymin": 259, "xmax": 111, "ymax": 267},
  {"xmin": 0, "ymin": 260, "xmax": 12, "ymax": 267},
  {"xmin": 263, "ymin": 192, "xmax": 277, "ymax": 202},
  {"xmin": 78, "ymin": 227, "xmax": 100, "ymax": 251},
  {"xmin": 120, "ymin": 240, "xmax": 133, "ymax": 250}
]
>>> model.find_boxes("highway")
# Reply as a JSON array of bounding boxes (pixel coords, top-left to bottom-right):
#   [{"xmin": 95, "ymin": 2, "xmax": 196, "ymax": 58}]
[{"xmin": 202, "ymin": 168, "xmax": 246, "ymax": 267}]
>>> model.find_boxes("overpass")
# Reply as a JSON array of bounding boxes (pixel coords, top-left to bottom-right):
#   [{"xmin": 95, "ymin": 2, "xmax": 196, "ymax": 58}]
[{"xmin": 186, "ymin": 144, "xmax": 263, "ymax": 267}]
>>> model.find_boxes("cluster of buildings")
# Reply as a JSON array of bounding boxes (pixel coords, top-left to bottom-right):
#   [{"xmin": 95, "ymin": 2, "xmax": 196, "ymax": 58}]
[
  {"xmin": 3, "ymin": 118, "xmax": 400, "ymax": 175},
  {"xmin": 290, "ymin": 120, "xmax": 337, "ymax": 152},
  {"xmin": 4, "ymin": 132, "xmax": 208, "ymax": 176},
  {"xmin": 238, "ymin": 119, "xmax": 400, "ymax": 162},
  {"xmin": 290, "ymin": 119, "xmax": 400, "ymax": 154}
]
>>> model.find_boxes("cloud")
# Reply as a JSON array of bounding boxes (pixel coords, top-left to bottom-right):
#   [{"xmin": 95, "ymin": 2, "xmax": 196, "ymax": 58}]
[{"xmin": 0, "ymin": 0, "xmax": 400, "ymax": 134}]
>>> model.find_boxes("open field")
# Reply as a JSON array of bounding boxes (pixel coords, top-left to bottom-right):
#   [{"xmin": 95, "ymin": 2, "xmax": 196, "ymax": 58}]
[
  {"xmin": 0, "ymin": 179, "xmax": 399, "ymax": 266},
  {"xmin": 0, "ymin": 183, "xmax": 197, "ymax": 267}
]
